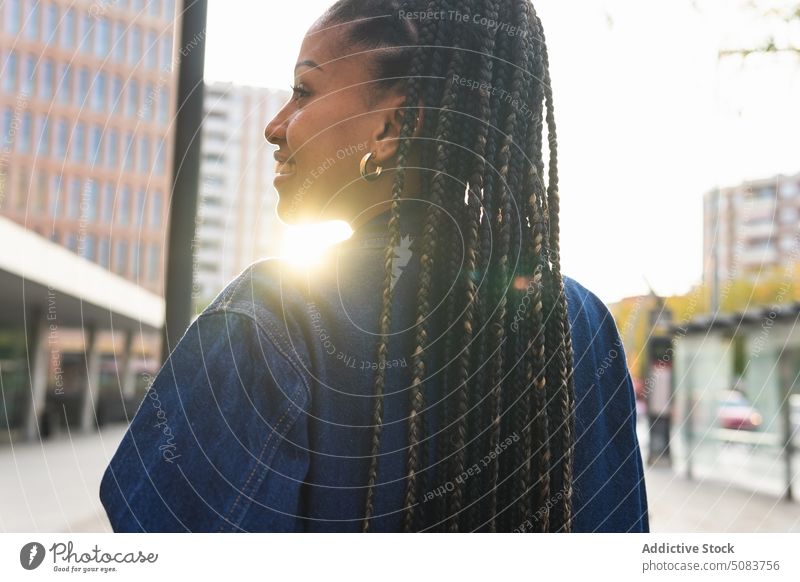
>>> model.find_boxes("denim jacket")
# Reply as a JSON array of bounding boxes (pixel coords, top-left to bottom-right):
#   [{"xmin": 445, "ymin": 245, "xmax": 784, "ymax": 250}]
[{"xmin": 99, "ymin": 206, "xmax": 650, "ymax": 532}]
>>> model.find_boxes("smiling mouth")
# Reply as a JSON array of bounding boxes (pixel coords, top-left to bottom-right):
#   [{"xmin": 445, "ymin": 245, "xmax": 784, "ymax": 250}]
[{"xmin": 275, "ymin": 160, "xmax": 296, "ymax": 176}]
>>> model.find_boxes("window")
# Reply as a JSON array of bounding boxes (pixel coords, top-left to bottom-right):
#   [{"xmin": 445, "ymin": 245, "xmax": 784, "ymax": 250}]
[
  {"xmin": 780, "ymin": 207, "xmax": 798, "ymax": 224},
  {"xmin": 19, "ymin": 111, "xmax": 32, "ymax": 153},
  {"xmin": 158, "ymin": 91, "xmax": 169, "ymax": 123},
  {"xmin": 118, "ymin": 186, "xmax": 130, "ymax": 224},
  {"xmin": 2, "ymin": 107, "xmax": 12, "ymax": 148},
  {"xmin": 55, "ymin": 119, "xmax": 67, "ymax": 157},
  {"xmin": 160, "ymin": 34, "xmax": 173, "ymax": 71},
  {"xmin": 3, "ymin": 51, "xmax": 17, "ymax": 92},
  {"xmin": 92, "ymin": 72, "xmax": 106, "ymax": 111},
  {"xmin": 68, "ymin": 178, "xmax": 81, "ymax": 218},
  {"xmin": 129, "ymin": 25, "xmax": 141, "ymax": 65},
  {"xmin": 126, "ymin": 80, "xmax": 139, "ymax": 117},
  {"xmin": 15, "ymin": 167, "xmax": 28, "ymax": 209},
  {"xmin": 83, "ymin": 180, "xmax": 98, "ymax": 221},
  {"xmin": 22, "ymin": 55, "xmax": 35, "ymax": 95},
  {"xmin": 58, "ymin": 64, "xmax": 72, "ymax": 104},
  {"xmin": 76, "ymin": 68, "xmax": 89, "ymax": 107},
  {"xmin": 113, "ymin": 22, "xmax": 126, "ymax": 62},
  {"xmin": 39, "ymin": 59, "xmax": 53, "ymax": 100},
  {"xmin": 83, "ymin": 234, "xmax": 96, "ymax": 261},
  {"xmin": 123, "ymin": 132, "xmax": 134, "ymax": 170},
  {"xmin": 72, "ymin": 122, "xmax": 85, "ymax": 162},
  {"xmin": 203, "ymin": 152, "xmax": 225, "ymax": 164},
  {"xmin": 135, "ymin": 188, "xmax": 145, "ymax": 225},
  {"xmin": 107, "ymin": 129, "xmax": 119, "ymax": 166},
  {"xmin": 61, "ymin": 8, "xmax": 75, "ymax": 47},
  {"xmin": 155, "ymin": 141, "xmax": 166, "ymax": 175},
  {"xmin": 146, "ymin": 30, "xmax": 157, "ymax": 69},
  {"xmin": 111, "ymin": 75, "xmax": 123, "ymax": 111},
  {"xmin": 115, "ymin": 239, "xmax": 128, "ymax": 275},
  {"xmin": 138, "ymin": 136, "xmax": 150, "ymax": 173},
  {"xmin": 780, "ymin": 181, "xmax": 799, "ymax": 199},
  {"xmin": 132, "ymin": 241, "xmax": 141, "ymax": 278},
  {"xmin": 6, "ymin": 0, "xmax": 21, "ymax": 34},
  {"xmin": 143, "ymin": 83, "xmax": 154, "ymax": 119},
  {"xmin": 89, "ymin": 125, "xmax": 103, "ymax": 166},
  {"xmin": 102, "ymin": 184, "xmax": 114, "ymax": 222},
  {"xmin": 147, "ymin": 243, "xmax": 159, "ymax": 281},
  {"xmin": 96, "ymin": 18, "xmax": 110, "ymax": 57},
  {"xmin": 204, "ymin": 174, "xmax": 225, "ymax": 187},
  {"xmin": 25, "ymin": 0, "xmax": 39, "ymax": 40},
  {"xmin": 49, "ymin": 175, "xmax": 61, "ymax": 217},
  {"xmin": 150, "ymin": 190, "xmax": 162, "ymax": 227},
  {"xmin": 79, "ymin": 12, "xmax": 93, "ymax": 54},
  {"xmin": 99, "ymin": 238, "xmax": 110, "ymax": 268},
  {"xmin": 165, "ymin": 0, "xmax": 175, "ymax": 21},
  {"xmin": 33, "ymin": 170, "xmax": 47, "ymax": 212},
  {"xmin": 37, "ymin": 116, "xmax": 49, "ymax": 155},
  {"xmin": 44, "ymin": 4, "xmax": 58, "ymax": 43}
]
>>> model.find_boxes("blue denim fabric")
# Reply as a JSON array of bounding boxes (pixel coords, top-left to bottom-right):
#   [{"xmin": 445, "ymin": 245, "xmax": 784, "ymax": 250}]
[{"xmin": 99, "ymin": 207, "xmax": 650, "ymax": 532}]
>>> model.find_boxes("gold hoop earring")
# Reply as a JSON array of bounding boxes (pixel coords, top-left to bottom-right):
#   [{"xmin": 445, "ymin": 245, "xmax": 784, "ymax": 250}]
[{"xmin": 360, "ymin": 152, "xmax": 383, "ymax": 182}]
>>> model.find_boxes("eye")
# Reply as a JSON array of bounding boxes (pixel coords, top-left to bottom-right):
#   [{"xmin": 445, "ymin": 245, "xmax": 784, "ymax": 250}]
[{"xmin": 289, "ymin": 83, "xmax": 311, "ymax": 101}]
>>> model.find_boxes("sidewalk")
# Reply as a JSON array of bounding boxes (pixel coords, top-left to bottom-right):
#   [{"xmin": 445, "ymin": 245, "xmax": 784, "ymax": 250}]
[
  {"xmin": 3, "ymin": 424, "xmax": 800, "ymax": 532},
  {"xmin": 0, "ymin": 424, "xmax": 126, "ymax": 533},
  {"xmin": 644, "ymin": 464, "xmax": 800, "ymax": 532}
]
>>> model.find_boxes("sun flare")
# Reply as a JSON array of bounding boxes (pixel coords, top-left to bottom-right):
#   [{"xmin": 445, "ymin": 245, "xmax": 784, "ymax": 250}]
[{"xmin": 278, "ymin": 220, "xmax": 354, "ymax": 268}]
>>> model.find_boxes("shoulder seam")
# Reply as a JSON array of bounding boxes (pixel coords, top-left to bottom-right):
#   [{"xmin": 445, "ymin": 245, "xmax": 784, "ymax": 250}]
[{"xmin": 199, "ymin": 307, "xmax": 312, "ymax": 405}]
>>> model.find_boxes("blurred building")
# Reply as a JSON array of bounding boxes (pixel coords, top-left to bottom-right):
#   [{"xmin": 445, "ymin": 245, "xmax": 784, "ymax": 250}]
[
  {"xmin": 194, "ymin": 81, "xmax": 289, "ymax": 307},
  {"xmin": 704, "ymin": 172, "xmax": 800, "ymax": 291},
  {"xmin": 0, "ymin": 0, "xmax": 179, "ymax": 442}
]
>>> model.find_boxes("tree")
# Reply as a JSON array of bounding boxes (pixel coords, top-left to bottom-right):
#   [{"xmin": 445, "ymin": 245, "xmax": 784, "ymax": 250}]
[{"xmin": 715, "ymin": 0, "xmax": 800, "ymax": 58}]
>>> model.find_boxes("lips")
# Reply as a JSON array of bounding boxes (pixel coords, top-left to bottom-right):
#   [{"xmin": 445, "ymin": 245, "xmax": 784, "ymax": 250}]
[{"xmin": 274, "ymin": 151, "xmax": 296, "ymax": 179}]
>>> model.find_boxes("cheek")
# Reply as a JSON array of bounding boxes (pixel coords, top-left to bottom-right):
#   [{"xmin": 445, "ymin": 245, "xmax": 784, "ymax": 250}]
[{"xmin": 290, "ymin": 107, "xmax": 366, "ymax": 183}]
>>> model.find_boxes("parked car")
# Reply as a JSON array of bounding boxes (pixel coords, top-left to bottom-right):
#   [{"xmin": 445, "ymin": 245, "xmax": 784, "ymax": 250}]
[{"xmin": 715, "ymin": 389, "xmax": 762, "ymax": 431}]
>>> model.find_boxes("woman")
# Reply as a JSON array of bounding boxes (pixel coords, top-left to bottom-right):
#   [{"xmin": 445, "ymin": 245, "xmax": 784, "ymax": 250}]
[{"xmin": 100, "ymin": 0, "xmax": 649, "ymax": 533}]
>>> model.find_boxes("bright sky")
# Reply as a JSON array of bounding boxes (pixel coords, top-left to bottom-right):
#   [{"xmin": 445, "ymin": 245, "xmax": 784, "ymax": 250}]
[{"xmin": 205, "ymin": 0, "xmax": 800, "ymax": 304}]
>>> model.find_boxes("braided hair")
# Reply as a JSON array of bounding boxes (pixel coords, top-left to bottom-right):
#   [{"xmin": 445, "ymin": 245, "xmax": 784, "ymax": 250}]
[{"xmin": 317, "ymin": 0, "xmax": 575, "ymax": 533}]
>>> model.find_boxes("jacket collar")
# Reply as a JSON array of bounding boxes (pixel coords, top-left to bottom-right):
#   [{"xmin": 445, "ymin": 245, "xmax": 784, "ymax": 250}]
[{"xmin": 344, "ymin": 203, "xmax": 426, "ymax": 250}]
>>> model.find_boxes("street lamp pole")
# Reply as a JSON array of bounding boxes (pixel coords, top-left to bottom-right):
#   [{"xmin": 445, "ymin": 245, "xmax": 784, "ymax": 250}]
[{"xmin": 161, "ymin": 0, "xmax": 208, "ymax": 364}]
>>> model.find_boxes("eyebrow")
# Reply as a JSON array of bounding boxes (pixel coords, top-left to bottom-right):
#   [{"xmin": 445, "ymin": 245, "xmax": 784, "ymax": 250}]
[{"xmin": 294, "ymin": 59, "xmax": 324, "ymax": 71}]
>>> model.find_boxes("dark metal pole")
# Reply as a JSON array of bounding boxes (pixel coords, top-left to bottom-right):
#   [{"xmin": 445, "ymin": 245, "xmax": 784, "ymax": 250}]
[{"xmin": 161, "ymin": 0, "xmax": 208, "ymax": 364}]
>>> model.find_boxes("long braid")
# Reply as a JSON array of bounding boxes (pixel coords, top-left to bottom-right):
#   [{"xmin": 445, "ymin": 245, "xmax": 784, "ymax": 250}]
[
  {"xmin": 465, "ymin": 11, "xmax": 507, "ymax": 530},
  {"xmin": 534, "ymin": 3, "xmax": 576, "ymax": 533},
  {"xmin": 495, "ymin": 0, "xmax": 537, "ymax": 531},
  {"xmin": 446, "ymin": 0, "xmax": 501, "ymax": 532},
  {"xmin": 399, "ymin": 51, "xmax": 428, "ymax": 536},
  {"xmin": 507, "ymin": 0, "xmax": 535, "ymax": 528},
  {"xmin": 427, "ymin": 2, "xmax": 470, "ymax": 531}
]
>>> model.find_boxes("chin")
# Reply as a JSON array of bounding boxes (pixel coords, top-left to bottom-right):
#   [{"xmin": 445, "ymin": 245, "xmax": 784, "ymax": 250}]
[{"xmin": 276, "ymin": 197, "xmax": 314, "ymax": 226}]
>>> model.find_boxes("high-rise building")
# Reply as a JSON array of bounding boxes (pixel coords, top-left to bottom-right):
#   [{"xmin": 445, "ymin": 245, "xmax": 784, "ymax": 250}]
[
  {"xmin": 0, "ymin": 0, "xmax": 181, "ymax": 441},
  {"xmin": 0, "ymin": 0, "xmax": 179, "ymax": 296},
  {"xmin": 194, "ymin": 81, "xmax": 289, "ymax": 307},
  {"xmin": 703, "ymin": 172, "xmax": 800, "ymax": 289}
]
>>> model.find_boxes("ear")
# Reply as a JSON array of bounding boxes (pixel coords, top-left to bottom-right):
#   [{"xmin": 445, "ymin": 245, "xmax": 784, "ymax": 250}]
[{"xmin": 371, "ymin": 92, "xmax": 423, "ymax": 165}]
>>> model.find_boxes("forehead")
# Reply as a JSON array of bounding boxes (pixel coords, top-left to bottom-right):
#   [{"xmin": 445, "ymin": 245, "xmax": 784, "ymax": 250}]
[{"xmin": 296, "ymin": 21, "xmax": 371, "ymax": 82}]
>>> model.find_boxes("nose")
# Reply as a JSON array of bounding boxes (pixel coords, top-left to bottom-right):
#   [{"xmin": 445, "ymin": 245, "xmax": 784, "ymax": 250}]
[{"xmin": 264, "ymin": 111, "xmax": 285, "ymax": 145}]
